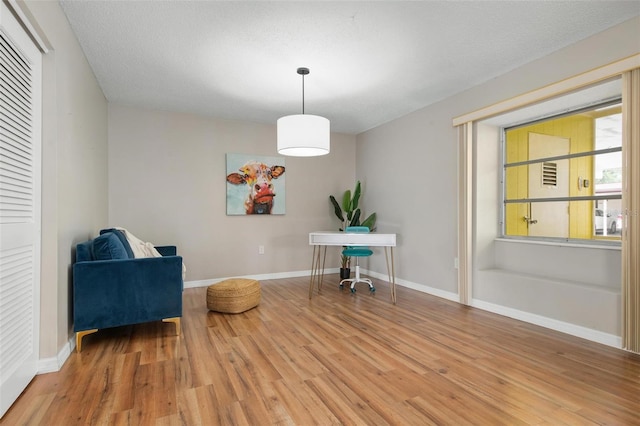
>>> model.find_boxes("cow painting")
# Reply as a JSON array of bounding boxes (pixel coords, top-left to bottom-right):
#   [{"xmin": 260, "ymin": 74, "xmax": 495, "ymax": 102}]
[{"xmin": 226, "ymin": 158, "xmax": 286, "ymax": 215}]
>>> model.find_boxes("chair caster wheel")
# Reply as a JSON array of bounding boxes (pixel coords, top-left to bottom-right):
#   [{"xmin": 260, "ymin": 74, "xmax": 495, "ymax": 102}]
[
  {"xmin": 339, "ymin": 283, "xmax": 344, "ymax": 289},
  {"xmin": 350, "ymin": 288, "xmax": 356, "ymax": 293},
  {"xmin": 370, "ymin": 287, "xmax": 376, "ymax": 293}
]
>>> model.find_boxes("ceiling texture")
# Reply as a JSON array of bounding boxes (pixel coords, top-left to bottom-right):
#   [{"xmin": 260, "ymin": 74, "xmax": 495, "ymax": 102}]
[{"xmin": 59, "ymin": 1, "xmax": 640, "ymax": 135}]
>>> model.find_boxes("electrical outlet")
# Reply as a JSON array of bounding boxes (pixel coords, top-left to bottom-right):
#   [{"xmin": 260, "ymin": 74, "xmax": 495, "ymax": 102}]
[{"xmin": 258, "ymin": 245, "xmax": 265, "ymax": 255}]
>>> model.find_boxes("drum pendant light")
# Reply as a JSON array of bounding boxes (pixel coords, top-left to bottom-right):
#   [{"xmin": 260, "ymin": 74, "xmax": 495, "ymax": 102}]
[{"xmin": 277, "ymin": 67, "xmax": 330, "ymax": 157}]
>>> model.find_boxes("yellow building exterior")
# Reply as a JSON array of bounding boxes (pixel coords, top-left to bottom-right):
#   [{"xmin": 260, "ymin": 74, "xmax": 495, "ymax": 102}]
[{"xmin": 505, "ymin": 114, "xmax": 594, "ymax": 238}]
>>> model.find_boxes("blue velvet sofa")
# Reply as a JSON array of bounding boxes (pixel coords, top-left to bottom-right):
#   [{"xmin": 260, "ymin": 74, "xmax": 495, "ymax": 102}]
[{"xmin": 72, "ymin": 229, "xmax": 183, "ymax": 352}]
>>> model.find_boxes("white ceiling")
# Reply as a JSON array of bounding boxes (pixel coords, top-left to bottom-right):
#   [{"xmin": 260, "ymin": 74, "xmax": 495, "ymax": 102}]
[{"xmin": 58, "ymin": 1, "xmax": 640, "ymax": 135}]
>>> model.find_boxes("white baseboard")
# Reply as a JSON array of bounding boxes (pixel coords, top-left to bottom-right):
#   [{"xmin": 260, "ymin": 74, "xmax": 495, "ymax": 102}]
[
  {"xmin": 37, "ymin": 357, "xmax": 59, "ymax": 374},
  {"xmin": 38, "ymin": 335, "xmax": 74, "ymax": 374},
  {"xmin": 363, "ymin": 269, "xmax": 460, "ymax": 302},
  {"xmin": 471, "ymin": 298, "xmax": 622, "ymax": 349},
  {"xmin": 184, "ymin": 269, "xmax": 339, "ymax": 289},
  {"xmin": 186, "ymin": 269, "xmax": 460, "ymax": 304},
  {"xmin": 366, "ymin": 269, "xmax": 622, "ymax": 349}
]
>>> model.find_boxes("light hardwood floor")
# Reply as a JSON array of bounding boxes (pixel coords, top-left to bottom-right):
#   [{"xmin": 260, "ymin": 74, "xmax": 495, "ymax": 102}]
[{"xmin": 2, "ymin": 276, "xmax": 639, "ymax": 425}]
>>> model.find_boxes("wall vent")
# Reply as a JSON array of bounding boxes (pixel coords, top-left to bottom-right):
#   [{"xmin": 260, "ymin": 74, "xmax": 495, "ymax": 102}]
[{"xmin": 542, "ymin": 162, "xmax": 558, "ymax": 187}]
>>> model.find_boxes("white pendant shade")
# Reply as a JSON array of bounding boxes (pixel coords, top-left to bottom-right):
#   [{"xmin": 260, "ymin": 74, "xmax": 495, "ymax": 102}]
[{"xmin": 277, "ymin": 114, "xmax": 330, "ymax": 157}]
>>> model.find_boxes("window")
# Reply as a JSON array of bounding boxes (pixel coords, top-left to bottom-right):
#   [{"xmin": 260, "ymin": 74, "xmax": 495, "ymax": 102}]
[{"xmin": 502, "ymin": 101, "xmax": 622, "ymax": 242}]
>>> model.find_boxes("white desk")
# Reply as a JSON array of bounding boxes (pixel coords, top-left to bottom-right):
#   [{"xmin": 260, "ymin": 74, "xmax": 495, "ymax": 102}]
[{"xmin": 308, "ymin": 231, "xmax": 397, "ymax": 303}]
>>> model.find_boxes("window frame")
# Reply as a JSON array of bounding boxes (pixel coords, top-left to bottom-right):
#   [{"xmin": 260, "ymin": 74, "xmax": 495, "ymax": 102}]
[{"xmin": 499, "ymin": 98, "xmax": 623, "ymax": 245}]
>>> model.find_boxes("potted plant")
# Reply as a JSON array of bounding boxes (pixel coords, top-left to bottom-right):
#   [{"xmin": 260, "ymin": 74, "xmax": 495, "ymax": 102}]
[
  {"xmin": 339, "ymin": 252, "xmax": 351, "ymax": 279},
  {"xmin": 329, "ymin": 181, "xmax": 376, "ymax": 279}
]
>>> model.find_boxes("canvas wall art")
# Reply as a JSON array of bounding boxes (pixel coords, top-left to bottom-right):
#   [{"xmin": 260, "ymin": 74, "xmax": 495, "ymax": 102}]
[{"xmin": 226, "ymin": 153, "xmax": 286, "ymax": 215}]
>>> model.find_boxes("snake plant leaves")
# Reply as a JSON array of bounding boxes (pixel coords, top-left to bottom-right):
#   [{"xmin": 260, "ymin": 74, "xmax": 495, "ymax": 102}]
[
  {"xmin": 352, "ymin": 181, "xmax": 361, "ymax": 211},
  {"xmin": 341, "ymin": 190, "xmax": 352, "ymax": 213},
  {"xmin": 329, "ymin": 195, "xmax": 343, "ymax": 222},
  {"xmin": 350, "ymin": 209, "xmax": 361, "ymax": 227},
  {"xmin": 361, "ymin": 212, "xmax": 377, "ymax": 231}
]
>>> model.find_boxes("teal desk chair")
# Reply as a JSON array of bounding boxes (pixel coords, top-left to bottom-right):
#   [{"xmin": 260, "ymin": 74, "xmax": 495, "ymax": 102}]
[{"xmin": 339, "ymin": 226, "xmax": 375, "ymax": 293}]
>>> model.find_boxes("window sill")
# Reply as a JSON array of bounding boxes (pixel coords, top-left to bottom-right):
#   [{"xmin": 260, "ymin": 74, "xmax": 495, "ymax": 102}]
[{"xmin": 495, "ymin": 237, "xmax": 621, "ymax": 251}]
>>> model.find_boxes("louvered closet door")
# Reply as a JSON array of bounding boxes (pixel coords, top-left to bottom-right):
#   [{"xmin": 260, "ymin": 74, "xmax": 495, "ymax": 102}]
[{"xmin": 0, "ymin": 2, "xmax": 42, "ymax": 419}]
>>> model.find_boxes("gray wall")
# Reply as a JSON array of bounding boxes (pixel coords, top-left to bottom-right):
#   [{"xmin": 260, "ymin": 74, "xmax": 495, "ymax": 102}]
[
  {"xmin": 356, "ymin": 100, "xmax": 459, "ymax": 293},
  {"xmin": 356, "ymin": 16, "xmax": 639, "ymax": 343},
  {"xmin": 107, "ymin": 105, "xmax": 357, "ymax": 281},
  {"xmin": 23, "ymin": 1, "xmax": 109, "ymax": 360}
]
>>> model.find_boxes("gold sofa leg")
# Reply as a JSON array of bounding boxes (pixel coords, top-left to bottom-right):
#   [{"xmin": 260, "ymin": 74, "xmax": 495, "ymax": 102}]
[
  {"xmin": 76, "ymin": 329, "xmax": 98, "ymax": 353},
  {"xmin": 162, "ymin": 317, "xmax": 181, "ymax": 336}
]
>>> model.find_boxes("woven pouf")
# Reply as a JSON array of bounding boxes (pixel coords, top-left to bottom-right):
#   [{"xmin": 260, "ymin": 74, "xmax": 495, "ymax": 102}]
[{"xmin": 206, "ymin": 278, "xmax": 261, "ymax": 314}]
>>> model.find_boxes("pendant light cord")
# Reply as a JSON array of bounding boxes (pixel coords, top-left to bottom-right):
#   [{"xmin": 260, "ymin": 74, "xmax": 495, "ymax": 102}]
[{"xmin": 296, "ymin": 67, "xmax": 310, "ymax": 114}]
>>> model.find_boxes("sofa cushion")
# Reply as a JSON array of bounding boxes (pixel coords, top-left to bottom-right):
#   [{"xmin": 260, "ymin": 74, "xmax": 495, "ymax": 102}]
[
  {"xmin": 76, "ymin": 240, "xmax": 93, "ymax": 262},
  {"xmin": 92, "ymin": 232, "xmax": 129, "ymax": 260},
  {"xmin": 100, "ymin": 228, "xmax": 134, "ymax": 259}
]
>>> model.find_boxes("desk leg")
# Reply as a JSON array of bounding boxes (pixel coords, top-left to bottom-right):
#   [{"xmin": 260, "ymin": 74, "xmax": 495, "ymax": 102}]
[
  {"xmin": 384, "ymin": 246, "xmax": 397, "ymax": 304},
  {"xmin": 319, "ymin": 245, "xmax": 326, "ymax": 291},
  {"xmin": 309, "ymin": 245, "xmax": 327, "ymax": 299},
  {"xmin": 309, "ymin": 245, "xmax": 318, "ymax": 298}
]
